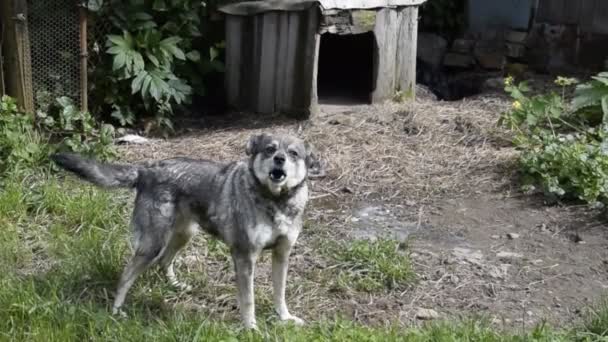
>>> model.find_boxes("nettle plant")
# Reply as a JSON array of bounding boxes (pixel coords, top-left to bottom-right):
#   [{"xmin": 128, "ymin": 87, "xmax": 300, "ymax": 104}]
[
  {"xmin": 500, "ymin": 73, "xmax": 608, "ymax": 207},
  {"xmin": 87, "ymin": 0, "xmax": 223, "ymax": 136}
]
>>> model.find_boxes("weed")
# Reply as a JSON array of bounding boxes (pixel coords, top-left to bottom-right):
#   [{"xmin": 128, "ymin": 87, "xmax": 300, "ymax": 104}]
[{"xmin": 323, "ymin": 238, "xmax": 415, "ymax": 292}]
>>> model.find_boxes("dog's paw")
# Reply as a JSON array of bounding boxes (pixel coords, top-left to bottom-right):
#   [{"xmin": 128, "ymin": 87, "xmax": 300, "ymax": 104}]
[
  {"xmin": 111, "ymin": 307, "xmax": 127, "ymax": 318},
  {"xmin": 174, "ymin": 282, "xmax": 193, "ymax": 292},
  {"xmin": 279, "ymin": 314, "xmax": 305, "ymax": 326},
  {"xmin": 241, "ymin": 320, "xmax": 259, "ymax": 332}
]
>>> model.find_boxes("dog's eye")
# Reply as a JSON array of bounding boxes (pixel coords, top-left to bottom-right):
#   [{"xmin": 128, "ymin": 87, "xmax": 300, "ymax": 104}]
[
  {"xmin": 288, "ymin": 150, "xmax": 298, "ymax": 158},
  {"xmin": 265, "ymin": 146, "xmax": 277, "ymax": 154}
]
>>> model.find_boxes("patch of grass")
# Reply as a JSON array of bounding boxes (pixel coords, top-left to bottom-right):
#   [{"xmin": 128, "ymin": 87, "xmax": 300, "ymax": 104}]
[
  {"xmin": 323, "ymin": 238, "xmax": 416, "ymax": 292},
  {"xmin": 3, "ymin": 172, "xmax": 608, "ymax": 340}
]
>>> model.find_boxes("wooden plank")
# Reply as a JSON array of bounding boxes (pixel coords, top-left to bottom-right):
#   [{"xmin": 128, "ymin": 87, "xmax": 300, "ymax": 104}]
[
  {"xmin": 592, "ymin": 0, "xmax": 608, "ymax": 34},
  {"xmin": 371, "ymin": 8, "xmax": 398, "ymax": 103},
  {"xmin": 219, "ymin": 0, "xmax": 427, "ymax": 16},
  {"xmin": 225, "ymin": 16, "xmax": 243, "ymax": 108},
  {"xmin": 579, "ymin": 0, "xmax": 596, "ymax": 32},
  {"xmin": 2, "ymin": 0, "xmax": 34, "ymax": 112},
  {"xmin": 309, "ymin": 31, "xmax": 321, "ymax": 118},
  {"xmin": 274, "ymin": 13, "xmax": 290, "ymax": 111},
  {"xmin": 281, "ymin": 11, "xmax": 300, "ymax": 113},
  {"xmin": 250, "ymin": 15, "xmax": 263, "ymax": 111},
  {"xmin": 561, "ymin": 0, "xmax": 581, "ymax": 24},
  {"xmin": 396, "ymin": 6, "xmax": 418, "ymax": 101},
  {"xmin": 536, "ymin": 0, "xmax": 566, "ymax": 23},
  {"xmin": 298, "ymin": 6, "xmax": 320, "ymax": 117},
  {"xmin": 257, "ymin": 12, "xmax": 279, "ymax": 113}
]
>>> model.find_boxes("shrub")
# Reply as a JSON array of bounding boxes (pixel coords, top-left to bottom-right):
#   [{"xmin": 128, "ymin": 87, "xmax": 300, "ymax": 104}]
[
  {"xmin": 86, "ymin": 0, "xmax": 224, "ymax": 136},
  {"xmin": 0, "ymin": 95, "xmax": 116, "ymax": 175},
  {"xmin": 500, "ymin": 73, "xmax": 608, "ymax": 207}
]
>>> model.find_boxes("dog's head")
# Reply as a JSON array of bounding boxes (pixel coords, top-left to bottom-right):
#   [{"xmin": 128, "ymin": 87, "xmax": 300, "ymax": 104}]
[{"xmin": 246, "ymin": 133, "xmax": 317, "ymax": 196}]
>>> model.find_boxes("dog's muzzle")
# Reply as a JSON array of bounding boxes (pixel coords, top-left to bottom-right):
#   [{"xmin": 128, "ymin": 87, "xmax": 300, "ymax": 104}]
[{"xmin": 269, "ymin": 168, "xmax": 286, "ymax": 183}]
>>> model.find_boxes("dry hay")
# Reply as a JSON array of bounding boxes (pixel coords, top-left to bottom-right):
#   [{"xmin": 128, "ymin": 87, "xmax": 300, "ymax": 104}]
[
  {"xmin": 118, "ymin": 94, "xmax": 517, "ymax": 210},
  {"xmin": 114, "ymin": 94, "xmax": 528, "ymax": 325}
]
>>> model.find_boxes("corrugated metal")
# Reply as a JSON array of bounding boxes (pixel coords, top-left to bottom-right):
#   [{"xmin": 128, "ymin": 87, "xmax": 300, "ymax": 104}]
[
  {"xmin": 536, "ymin": 0, "xmax": 608, "ymax": 35},
  {"xmin": 468, "ymin": 0, "xmax": 533, "ymax": 32}
]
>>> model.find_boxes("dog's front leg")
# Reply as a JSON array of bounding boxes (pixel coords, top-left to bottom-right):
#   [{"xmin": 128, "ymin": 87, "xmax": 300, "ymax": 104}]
[
  {"xmin": 272, "ymin": 238, "xmax": 304, "ymax": 325},
  {"xmin": 232, "ymin": 251, "xmax": 258, "ymax": 329}
]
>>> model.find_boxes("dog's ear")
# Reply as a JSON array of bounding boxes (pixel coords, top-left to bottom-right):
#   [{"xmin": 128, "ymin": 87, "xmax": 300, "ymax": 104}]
[
  {"xmin": 246, "ymin": 134, "xmax": 265, "ymax": 156},
  {"xmin": 304, "ymin": 141, "xmax": 325, "ymax": 178}
]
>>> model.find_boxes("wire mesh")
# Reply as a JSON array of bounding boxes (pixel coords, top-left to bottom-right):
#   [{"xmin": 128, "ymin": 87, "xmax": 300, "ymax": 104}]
[{"xmin": 27, "ymin": 0, "xmax": 81, "ymax": 109}]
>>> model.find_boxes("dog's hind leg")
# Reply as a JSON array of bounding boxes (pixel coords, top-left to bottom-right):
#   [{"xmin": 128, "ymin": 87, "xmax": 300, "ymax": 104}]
[
  {"xmin": 112, "ymin": 190, "xmax": 176, "ymax": 316},
  {"xmin": 159, "ymin": 219, "xmax": 198, "ymax": 291},
  {"xmin": 112, "ymin": 251, "xmax": 156, "ymax": 316}
]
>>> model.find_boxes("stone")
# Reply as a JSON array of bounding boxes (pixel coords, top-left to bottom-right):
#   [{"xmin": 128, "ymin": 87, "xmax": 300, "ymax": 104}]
[
  {"xmin": 474, "ymin": 40, "xmax": 506, "ymax": 70},
  {"xmin": 506, "ymin": 42, "xmax": 526, "ymax": 58},
  {"xmin": 115, "ymin": 134, "xmax": 150, "ymax": 145},
  {"xmin": 443, "ymin": 52, "xmax": 476, "ymax": 68},
  {"xmin": 506, "ymin": 233, "xmax": 520, "ymax": 240},
  {"xmin": 490, "ymin": 234, "xmax": 501, "ymax": 239},
  {"xmin": 416, "ymin": 308, "xmax": 439, "ymax": 320},
  {"xmin": 417, "ymin": 33, "xmax": 448, "ymax": 68},
  {"xmin": 476, "ymin": 53, "xmax": 505, "ymax": 70},
  {"xmin": 497, "ymin": 251, "xmax": 523, "ymax": 261},
  {"xmin": 452, "ymin": 247, "xmax": 483, "ymax": 265},
  {"xmin": 482, "ymin": 78, "xmax": 504, "ymax": 92},
  {"xmin": 506, "ymin": 30, "xmax": 528, "ymax": 44},
  {"xmin": 451, "ymin": 38, "xmax": 475, "ymax": 54}
]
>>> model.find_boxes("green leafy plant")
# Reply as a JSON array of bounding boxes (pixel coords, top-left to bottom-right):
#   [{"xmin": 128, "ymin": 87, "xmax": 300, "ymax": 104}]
[
  {"xmin": 38, "ymin": 97, "xmax": 116, "ymax": 161},
  {"xmin": 87, "ymin": 0, "xmax": 225, "ymax": 137},
  {"xmin": 0, "ymin": 95, "xmax": 115, "ymax": 176},
  {"xmin": 500, "ymin": 74, "xmax": 608, "ymax": 207},
  {"xmin": 572, "ymin": 72, "xmax": 608, "ymax": 127},
  {"xmin": 0, "ymin": 96, "xmax": 47, "ymax": 174}
]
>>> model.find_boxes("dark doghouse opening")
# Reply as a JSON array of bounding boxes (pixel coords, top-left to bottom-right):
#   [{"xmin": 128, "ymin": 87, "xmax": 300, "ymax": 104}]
[{"xmin": 317, "ymin": 32, "xmax": 375, "ymax": 104}]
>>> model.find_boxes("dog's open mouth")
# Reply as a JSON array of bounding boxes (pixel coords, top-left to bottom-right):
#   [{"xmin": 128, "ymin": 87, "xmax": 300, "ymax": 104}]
[{"xmin": 269, "ymin": 169, "xmax": 286, "ymax": 182}]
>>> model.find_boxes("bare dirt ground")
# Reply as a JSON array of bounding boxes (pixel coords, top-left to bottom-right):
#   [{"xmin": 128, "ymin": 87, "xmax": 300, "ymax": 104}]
[{"xmin": 116, "ymin": 83, "xmax": 608, "ymax": 331}]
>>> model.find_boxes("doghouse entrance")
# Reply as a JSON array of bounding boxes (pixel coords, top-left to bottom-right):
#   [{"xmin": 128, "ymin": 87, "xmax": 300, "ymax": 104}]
[{"xmin": 317, "ymin": 32, "xmax": 375, "ymax": 104}]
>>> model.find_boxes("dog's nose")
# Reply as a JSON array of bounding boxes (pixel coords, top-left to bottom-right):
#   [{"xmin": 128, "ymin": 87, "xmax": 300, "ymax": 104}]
[{"xmin": 274, "ymin": 154, "xmax": 286, "ymax": 165}]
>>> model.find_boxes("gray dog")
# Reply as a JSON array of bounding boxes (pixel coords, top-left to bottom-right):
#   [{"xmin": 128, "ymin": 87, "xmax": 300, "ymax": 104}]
[{"xmin": 52, "ymin": 133, "xmax": 318, "ymax": 329}]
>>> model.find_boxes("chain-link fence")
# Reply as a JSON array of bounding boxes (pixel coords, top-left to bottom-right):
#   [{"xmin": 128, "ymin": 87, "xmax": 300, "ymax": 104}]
[{"xmin": 27, "ymin": 0, "xmax": 82, "ymax": 109}]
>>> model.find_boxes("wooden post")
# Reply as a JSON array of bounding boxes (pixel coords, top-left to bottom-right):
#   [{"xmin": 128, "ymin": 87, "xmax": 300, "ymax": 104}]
[
  {"xmin": 1, "ymin": 0, "xmax": 34, "ymax": 112},
  {"xmin": 0, "ymin": 15, "xmax": 5, "ymax": 96},
  {"xmin": 396, "ymin": 6, "xmax": 419, "ymax": 101},
  {"xmin": 79, "ymin": 5, "xmax": 88, "ymax": 113}
]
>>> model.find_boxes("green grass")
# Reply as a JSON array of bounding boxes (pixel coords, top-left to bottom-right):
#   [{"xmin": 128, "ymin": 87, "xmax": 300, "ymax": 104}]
[
  {"xmin": 1, "ymin": 172, "xmax": 608, "ymax": 341},
  {"xmin": 323, "ymin": 238, "xmax": 416, "ymax": 292}
]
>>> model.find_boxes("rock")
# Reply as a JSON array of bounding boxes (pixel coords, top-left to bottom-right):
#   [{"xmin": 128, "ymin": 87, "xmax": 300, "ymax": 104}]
[
  {"xmin": 474, "ymin": 40, "xmax": 506, "ymax": 70},
  {"xmin": 443, "ymin": 52, "xmax": 476, "ymax": 68},
  {"xmin": 497, "ymin": 251, "xmax": 523, "ymax": 261},
  {"xmin": 506, "ymin": 30, "xmax": 528, "ymax": 44},
  {"xmin": 451, "ymin": 38, "xmax": 475, "ymax": 54},
  {"xmin": 452, "ymin": 247, "xmax": 483, "ymax": 266},
  {"xmin": 115, "ymin": 134, "xmax": 150, "ymax": 145},
  {"xmin": 506, "ymin": 233, "xmax": 520, "ymax": 240},
  {"xmin": 476, "ymin": 53, "xmax": 505, "ymax": 70},
  {"xmin": 490, "ymin": 234, "xmax": 501, "ymax": 240},
  {"xmin": 417, "ymin": 33, "xmax": 448, "ymax": 68},
  {"xmin": 506, "ymin": 42, "xmax": 526, "ymax": 58},
  {"xmin": 416, "ymin": 308, "xmax": 439, "ymax": 320},
  {"xmin": 531, "ymin": 259, "xmax": 544, "ymax": 265}
]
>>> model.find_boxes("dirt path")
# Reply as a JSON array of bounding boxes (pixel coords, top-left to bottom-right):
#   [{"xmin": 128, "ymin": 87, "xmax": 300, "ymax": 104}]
[{"xmin": 117, "ymin": 88, "xmax": 607, "ymax": 329}]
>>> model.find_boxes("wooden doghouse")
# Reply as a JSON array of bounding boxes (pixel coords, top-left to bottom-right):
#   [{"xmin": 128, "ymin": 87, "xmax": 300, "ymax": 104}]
[{"xmin": 219, "ymin": 0, "xmax": 426, "ymax": 118}]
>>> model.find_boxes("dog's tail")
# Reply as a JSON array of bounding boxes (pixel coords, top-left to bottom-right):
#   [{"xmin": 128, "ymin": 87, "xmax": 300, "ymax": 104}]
[{"xmin": 51, "ymin": 152, "xmax": 140, "ymax": 188}]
